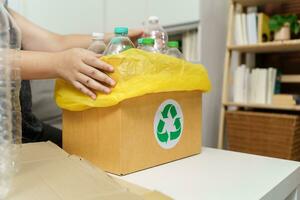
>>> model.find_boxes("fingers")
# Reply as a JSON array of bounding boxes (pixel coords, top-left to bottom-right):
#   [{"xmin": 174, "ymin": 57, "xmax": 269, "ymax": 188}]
[
  {"xmin": 128, "ymin": 29, "xmax": 144, "ymax": 45},
  {"xmin": 83, "ymin": 54, "xmax": 114, "ymax": 73},
  {"xmin": 79, "ymin": 63, "xmax": 116, "ymax": 87},
  {"xmin": 72, "ymin": 81, "xmax": 97, "ymax": 100},
  {"xmin": 77, "ymin": 72, "xmax": 112, "ymax": 94},
  {"xmin": 128, "ymin": 29, "xmax": 144, "ymax": 38}
]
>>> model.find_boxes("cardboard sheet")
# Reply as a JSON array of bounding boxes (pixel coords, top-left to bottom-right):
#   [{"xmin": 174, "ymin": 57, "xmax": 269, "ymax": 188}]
[{"xmin": 6, "ymin": 142, "xmax": 172, "ymax": 200}]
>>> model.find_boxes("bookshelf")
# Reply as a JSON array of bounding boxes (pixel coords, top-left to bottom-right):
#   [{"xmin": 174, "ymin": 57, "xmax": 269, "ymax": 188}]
[
  {"xmin": 234, "ymin": 0, "xmax": 285, "ymax": 6},
  {"xmin": 224, "ymin": 102, "xmax": 300, "ymax": 111},
  {"xmin": 218, "ymin": 0, "xmax": 300, "ymax": 149},
  {"xmin": 281, "ymin": 75, "xmax": 300, "ymax": 83},
  {"xmin": 228, "ymin": 39, "xmax": 300, "ymax": 53}
]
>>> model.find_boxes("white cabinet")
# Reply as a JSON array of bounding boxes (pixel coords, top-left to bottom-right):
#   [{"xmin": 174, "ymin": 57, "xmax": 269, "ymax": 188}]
[
  {"xmin": 9, "ymin": 0, "xmax": 105, "ymax": 34},
  {"xmin": 8, "ymin": 0, "xmax": 200, "ymax": 34},
  {"xmin": 104, "ymin": 0, "xmax": 200, "ymax": 31},
  {"xmin": 104, "ymin": 0, "xmax": 147, "ymax": 32},
  {"xmin": 147, "ymin": 0, "xmax": 200, "ymax": 26}
]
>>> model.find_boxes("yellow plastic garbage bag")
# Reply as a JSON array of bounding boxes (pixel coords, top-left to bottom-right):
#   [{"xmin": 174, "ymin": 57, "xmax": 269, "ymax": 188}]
[{"xmin": 55, "ymin": 49, "xmax": 211, "ymax": 111}]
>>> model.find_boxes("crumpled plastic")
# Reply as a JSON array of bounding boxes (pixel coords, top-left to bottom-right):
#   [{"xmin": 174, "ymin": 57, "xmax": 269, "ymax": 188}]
[{"xmin": 55, "ymin": 49, "xmax": 211, "ymax": 111}]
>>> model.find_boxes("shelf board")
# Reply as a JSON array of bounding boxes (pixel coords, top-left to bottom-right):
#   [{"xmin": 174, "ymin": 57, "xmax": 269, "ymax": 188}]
[
  {"xmin": 233, "ymin": 0, "xmax": 285, "ymax": 6},
  {"xmin": 224, "ymin": 102, "xmax": 300, "ymax": 111},
  {"xmin": 228, "ymin": 40, "xmax": 300, "ymax": 53},
  {"xmin": 281, "ymin": 75, "xmax": 300, "ymax": 83}
]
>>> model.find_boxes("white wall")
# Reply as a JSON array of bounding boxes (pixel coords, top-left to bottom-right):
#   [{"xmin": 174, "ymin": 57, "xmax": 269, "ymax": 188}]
[
  {"xmin": 9, "ymin": 0, "xmax": 105, "ymax": 34},
  {"xmin": 201, "ymin": 0, "xmax": 228, "ymax": 147},
  {"xmin": 9, "ymin": 0, "xmax": 199, "ymax": 34}
]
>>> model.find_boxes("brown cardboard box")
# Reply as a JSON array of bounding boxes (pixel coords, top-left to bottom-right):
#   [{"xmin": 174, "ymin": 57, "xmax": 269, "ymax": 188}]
[
  {"xmin": 63, "ymin": 91, "xmax": 202, "ymax": 175},
  {"xmin": 7, "ymin": 142, "xmax": 171, "ymax": 200}
]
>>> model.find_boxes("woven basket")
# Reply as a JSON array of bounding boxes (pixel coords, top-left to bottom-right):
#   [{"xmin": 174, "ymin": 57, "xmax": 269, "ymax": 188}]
[{"xmin": 226, "ymin": 111, "xmax": 300, "ymax": 160}]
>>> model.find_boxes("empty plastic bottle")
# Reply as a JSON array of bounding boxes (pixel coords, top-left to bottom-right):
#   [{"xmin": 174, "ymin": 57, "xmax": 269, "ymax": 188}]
[
  {"xmin": 1, "ymin": 5, "xmax": 22, "ymax": 175},
  {"xmin": 140, "ymin": 38, "xmax": 159, "ymax": 53},
  {"xmin": 166, "ymin": 41, "xmax": 184, "ymax": 59},
  {"xmin": 103, "ymin": 27, "xmax": 135, "ymax": 55},
  {"xmin": 137, "ymin": 38, "xmax": 144, "ymax": 49},
  {"xmin": 144, "ymin": 16, "xmax": 168, "ymax": 53},
  {"xmin": 0, "ymin": 2, "xmax": 14, "ymax": 199},
  {"xmin": 5, "ymin": 7, "xmax": 22, "ymax": 149},
  {"xmin": 88, "ymin": 32, "xmax": 106, "ymax": 54}
]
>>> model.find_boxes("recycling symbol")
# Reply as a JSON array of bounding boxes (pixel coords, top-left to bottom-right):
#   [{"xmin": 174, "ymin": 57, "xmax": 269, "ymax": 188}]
[{"xmin": 154, "ymin": 99, "xmax": 184, "ymax": 149}]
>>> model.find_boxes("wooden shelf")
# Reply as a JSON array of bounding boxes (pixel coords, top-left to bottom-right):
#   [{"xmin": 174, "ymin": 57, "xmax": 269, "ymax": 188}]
[
  {"xmin": 224, "ymin": 102, "xmax": 300, "ymax": 111},
  {"xmin": 233, "ymin": 0, "xmax": 285, "ymax": 6},
  {"xmin": 228, "ymin": 40, "xmax": 300, "ymax": 53},
  {"xmin": 281, "ymin": 75, "xmax": 300, "ymax": 83},
  {"xmin": 218, "ymin": 0, "xmax": 300, "ymax": 149}
]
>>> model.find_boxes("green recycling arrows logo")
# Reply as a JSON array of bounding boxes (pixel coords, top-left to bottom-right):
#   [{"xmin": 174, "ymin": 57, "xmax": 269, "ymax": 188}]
[{"xmin": 154, "ymin": 99, "xmax": 184, "ymax": 149}]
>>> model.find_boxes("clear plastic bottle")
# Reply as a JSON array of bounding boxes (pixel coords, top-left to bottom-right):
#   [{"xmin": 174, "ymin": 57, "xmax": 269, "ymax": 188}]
[
  {"xmin": 103, "ymin": 27, "xmax": 135, "ymax": 55},
  {"xmin": 144, "ymin": 16, "xmax": 168, "ymax": 53},
  {"xmin": 4, "ymin": 5, "xmax": 22, "ymax": 173},
  {"xmin": 137, "ymin": 38, "xmax": 144, "ymax": 49},
  {"xmin": 0, "ymin": 2, "xmax": 14, "ymax": 199},
  {"xmin": 140, "ymin": 38, "xmax": 159, "ymax": 53},
  {"xmin": 87, "ymin": 32, "xmax": 106, "ymax": 54},
  {"xmin": 166, "ymin": 41, "xmax": 185, "ymax": 59}
]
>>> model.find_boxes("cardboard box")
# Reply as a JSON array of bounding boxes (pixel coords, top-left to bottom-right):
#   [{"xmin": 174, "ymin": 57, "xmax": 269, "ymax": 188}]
[
  {"xmin": 63, "ymin": 91, "xmax": 202, "ymax": 175},
  {"xmin": 7, "ymin": 142, "xmax": 171, "ymax": 200}
]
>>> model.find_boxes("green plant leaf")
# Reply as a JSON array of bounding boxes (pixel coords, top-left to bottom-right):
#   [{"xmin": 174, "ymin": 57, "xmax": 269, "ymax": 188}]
[
  {"xmin": 269, "ymin": 15, "xmax": 284, "ymax": 32},
  {"xmin": 269, "ymin": 14, "xmax": 300, "ymax": 35}
]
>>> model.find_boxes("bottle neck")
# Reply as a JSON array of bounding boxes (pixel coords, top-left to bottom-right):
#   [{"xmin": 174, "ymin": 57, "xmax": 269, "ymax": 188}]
[
  {"xmin": 144, "ymin": 43, "xmax": 154, "ymax": 47},
  {"xmin": 115, "ymin": 33, "xmax": 128, "ymax": 37}
]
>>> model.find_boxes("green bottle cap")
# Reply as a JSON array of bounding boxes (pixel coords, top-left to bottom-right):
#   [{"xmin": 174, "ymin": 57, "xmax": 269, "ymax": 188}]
[
  {"xmin": 114, "ymin": 27, "xmax": 128, "ymax": 35},
  {"xmin": 138, "ymin": 38, "xmax": 144, "ymax": 45},
  {"xmin": 142, "ymin": 38, "xmax": 155, "ymax": 45},
  {"xmin": 168, "ymin": 41, "xmax": 179, "ymax": 48}
]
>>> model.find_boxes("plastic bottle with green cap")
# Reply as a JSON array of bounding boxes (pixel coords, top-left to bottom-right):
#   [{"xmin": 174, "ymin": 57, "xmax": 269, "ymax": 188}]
[
  {"xmin": 140, "ymin": 38, "xmax": 159, "ymax": 53},
  {"xmin": 137, "ymin": 38, "xmax": 144, "ymax": 49},
  {"xmin": 166, "ymin": 41, "xmax": 184, "ymax": 59},
  {"xmin": 144, "ymin": 16, "xmax": 168, "ymax": 53},
  {"xmin": 103, "ymin": 27, "xmax": 135, "ymax": 55}
]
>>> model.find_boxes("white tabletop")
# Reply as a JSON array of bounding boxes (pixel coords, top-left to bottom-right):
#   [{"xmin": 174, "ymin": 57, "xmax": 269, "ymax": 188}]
[{"xmin": 117, "ymin": 147, "xmax": 300, "ymax": 200}]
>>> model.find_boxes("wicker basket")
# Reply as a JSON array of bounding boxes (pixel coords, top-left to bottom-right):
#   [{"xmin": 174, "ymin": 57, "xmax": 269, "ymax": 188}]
[{"xmin": 226, "ymin": 111, "xmax": 300, "ymax": 160}]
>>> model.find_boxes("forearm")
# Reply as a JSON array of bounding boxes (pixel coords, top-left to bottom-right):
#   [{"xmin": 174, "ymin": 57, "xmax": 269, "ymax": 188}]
[
  {"xmin": 58, "ymin": 34, "xmax": 93, "ymax": 50},
  {"xmin": 22, "ymin": 33, "xmax": 93, "ymax": 52},
  {"xmin": 17, "ymin": 50, "xmax": 58, "ymax": 80},
  {"xmin": 9, "ymin": 8, "xmax": 93, "ymax": 52}
]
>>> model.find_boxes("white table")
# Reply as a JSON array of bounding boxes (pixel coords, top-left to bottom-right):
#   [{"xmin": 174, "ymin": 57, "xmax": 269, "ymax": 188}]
[{"xmin": 117, "ymin": 147, "xmax": 300, "ymax": 200}]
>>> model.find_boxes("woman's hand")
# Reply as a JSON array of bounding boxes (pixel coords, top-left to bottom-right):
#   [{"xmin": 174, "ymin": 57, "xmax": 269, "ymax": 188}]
[
  {"xmin": 104, "ymin": 29, "xmax": 144, "ymax": 44},
  {"xmin": 54, "ymin": 48, "xmax": 115, "ymax": 100}
]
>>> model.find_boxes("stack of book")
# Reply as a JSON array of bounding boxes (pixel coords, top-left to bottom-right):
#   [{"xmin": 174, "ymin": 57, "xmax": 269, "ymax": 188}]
[
  {"xmin": 272, "ymin": 94, "xmax": 300, "ymax": 106},
  {"xmin": 234, "ymin": 4, "xmax": 270, "ymax": 45},
  {"xmin": 233, "ymin": 65, "xmax": 277, "ymax": 104}
]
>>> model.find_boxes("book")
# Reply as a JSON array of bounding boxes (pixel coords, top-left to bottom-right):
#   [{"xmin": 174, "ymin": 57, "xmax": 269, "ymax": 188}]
[
  {"xmin": 241, "ymin": 13, "xmax": 248, "ymax": 44},
  {"xmin": 233, "ymin": 65, "xmax": 248, "ymax": 103},
  {"xmin": 233, "ymin": 65, "xmax": 244, "ymax": 102},
  {"xmin": 235, "ymin": 13, "xmax": 244, "ymax": 45},
  {"xmin": 234, "ymin": 4, "xmax": 244, "ymax": 45},
  {"xmin": 266, "ymin": 68, "xmax": 277, "ymax": 104},
  {"xmin": 258, "ymin": 13, "xmax": 271, "ymax": 43},
  {"xmin": 272, "ymin": 94, "xmax": 300, "ymax": 105},
  {"xmin": 246, "ymin": 53, "xmax": 256, "ymax": 68},
  {"xmin": 234, "ymin": 67, "xmax": 277, "ymax": 105},
  {"xmin": 256, "ymin": 69, "xmax": 268, "ymax": 104},
  {"xmin": 246, "ymin": 7, "xmax": 258, "ymax": 44}
]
